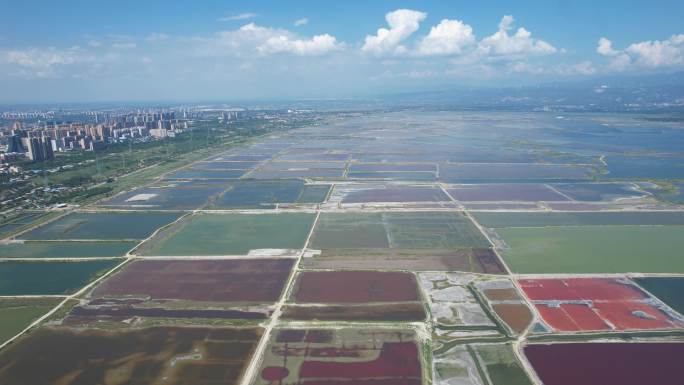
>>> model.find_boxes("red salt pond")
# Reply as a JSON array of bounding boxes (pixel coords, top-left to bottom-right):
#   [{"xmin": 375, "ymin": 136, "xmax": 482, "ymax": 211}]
[
  {"xmin": 261, "ymin": 367, "xmax": 289, "ymax": 381},
  {"xmin": 525, "ymin": 343, "xmax": 684, "ymax": 385},
  {"xmin": 293, "ymin": 271, "xmax": 419, "ymax": 303},
  {"xmin": 520, "ymin": 278, "xmax": 684, "ymax": 332}
]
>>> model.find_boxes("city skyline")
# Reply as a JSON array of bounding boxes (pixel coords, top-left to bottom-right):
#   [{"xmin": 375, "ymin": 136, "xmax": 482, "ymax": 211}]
[{"xmin": 1, "ymin": 0, "xmax": 683, "ymax": 102}]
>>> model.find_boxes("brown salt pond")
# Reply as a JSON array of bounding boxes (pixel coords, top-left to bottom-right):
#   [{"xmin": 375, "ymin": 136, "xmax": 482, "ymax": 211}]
[{"xmin": 0, "ymin": 326, "xmax": 262, "ymax": 385}]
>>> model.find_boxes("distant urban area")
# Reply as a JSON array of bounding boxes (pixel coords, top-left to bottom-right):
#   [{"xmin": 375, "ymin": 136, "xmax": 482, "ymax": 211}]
[{"xmin": 0, "ymin": 105, "xmax": 321, "ymax": 211}]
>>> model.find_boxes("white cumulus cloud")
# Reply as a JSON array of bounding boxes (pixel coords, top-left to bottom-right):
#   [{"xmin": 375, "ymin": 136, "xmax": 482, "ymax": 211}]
[
  {"xmin": 362, "ymin": 9, "xmax": 427, "ymax": 55},
  {"xmin": 478, "ymin": 15, "xmax": 556, "ymax": 57},
  {"xmin": 259, "ymin": 34, "xmax": 343, "ymax": 56},
  {"xmin": 416, "ymin": 19, "xmax": 475, "ymax": 56},
  {"xmin": 597, "ymin": 37, "xmax": 618, "ymax": 56},
  {"xmin": 193, "ymin": 23, "xmax": 342, "ymax": 57},
  {"xmin": 597, "ymin": 34, "xmax": 684, "ymax": 70},
  {"xmin": 625, "ymin": 34, "xmax": 684, "ymax": 67}
]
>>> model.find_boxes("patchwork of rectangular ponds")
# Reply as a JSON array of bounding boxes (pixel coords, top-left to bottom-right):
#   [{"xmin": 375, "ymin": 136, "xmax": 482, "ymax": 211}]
[{"xmin": 6, "ymin": 110, "xmax": 684, "ymax": 385}]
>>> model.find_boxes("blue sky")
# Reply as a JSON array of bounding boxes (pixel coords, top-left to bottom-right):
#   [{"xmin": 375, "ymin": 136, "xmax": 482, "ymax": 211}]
[{"xmin": 1, "ymin": 0, "xmax": 683, "ymax": 102}]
